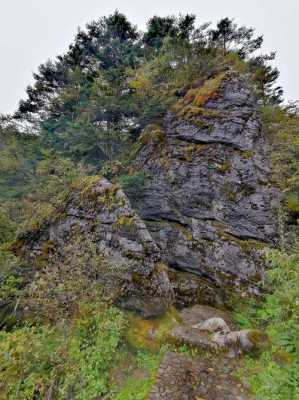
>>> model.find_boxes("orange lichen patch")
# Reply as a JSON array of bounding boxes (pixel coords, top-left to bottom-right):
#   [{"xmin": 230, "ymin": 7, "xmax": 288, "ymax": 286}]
[{"xmin": 172, "ymin": 73, "xmax": 227, "ymax": 122}]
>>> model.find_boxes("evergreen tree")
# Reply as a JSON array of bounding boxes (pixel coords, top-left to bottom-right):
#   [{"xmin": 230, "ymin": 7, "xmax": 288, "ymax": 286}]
[
  {"xmin": 143, "ymin": 14, "xmax": 196, "ymax": 50},
  {"xmin": 209, "ymin": 17, "xmax": 263, "ymax": 57},
  {"xmin": 12, "ymin": 13, "xmax": 283, "ymax": 168}
]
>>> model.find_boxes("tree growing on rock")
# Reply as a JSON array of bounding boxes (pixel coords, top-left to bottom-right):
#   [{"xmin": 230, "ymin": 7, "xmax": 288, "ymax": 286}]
[{"xmin": 209, "ymin": 17, "xmax": 263, "ymax": 58}]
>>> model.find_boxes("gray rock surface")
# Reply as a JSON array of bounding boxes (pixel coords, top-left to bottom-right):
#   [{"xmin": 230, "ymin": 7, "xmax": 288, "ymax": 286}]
[
  {"xmin": 128, "ymin": 75, "xmax": 280, "ymax": 301},
  {"xmin": 14, "ymin": 177, "xmax": 174, "ymax": 317},
  {"xmin": 14, "ymin": 75, "xmax": 280, "ymax": 313}
]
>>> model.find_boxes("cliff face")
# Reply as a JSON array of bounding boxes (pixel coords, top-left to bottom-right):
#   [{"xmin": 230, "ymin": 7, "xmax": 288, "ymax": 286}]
[
  {"xmin": 15, "ymin": 74, "xmax": 280, "ymax": 315},
  {"xmin": 128, "ymin": 74, "xmax": 280, "ymax": 305}
]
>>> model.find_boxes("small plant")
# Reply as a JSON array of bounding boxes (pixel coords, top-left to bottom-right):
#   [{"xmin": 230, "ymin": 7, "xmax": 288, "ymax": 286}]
[{"xmin": 118, "ymin": 171, "xmax": 150, "ymax": 194}]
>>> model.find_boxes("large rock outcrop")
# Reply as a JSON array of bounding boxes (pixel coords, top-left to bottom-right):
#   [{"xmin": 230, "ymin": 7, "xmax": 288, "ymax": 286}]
[
  {"xmin": 127, "ymin": 73, "xmax": 279, "ymax": 305},
  {"xmin": 14, "ymin": 73, "xmax": 279, "ymax": 314}
]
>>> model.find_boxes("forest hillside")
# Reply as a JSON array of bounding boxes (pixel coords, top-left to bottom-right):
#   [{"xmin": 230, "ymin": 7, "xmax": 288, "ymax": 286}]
[{"xmin": 0, "ymin": 12, "xmax": 298, "ymax": 400}]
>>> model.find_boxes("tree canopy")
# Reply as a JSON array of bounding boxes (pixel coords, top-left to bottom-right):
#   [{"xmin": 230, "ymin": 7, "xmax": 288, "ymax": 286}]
[{"xmin": 12, "ymin": 12, "xmax": 283, "ymax": 170}]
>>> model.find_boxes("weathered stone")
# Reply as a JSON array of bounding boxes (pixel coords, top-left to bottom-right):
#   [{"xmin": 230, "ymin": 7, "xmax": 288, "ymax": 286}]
[
  {"xmin": 168, "ymin": 324, "xmax": 217, "ymax": 350},
  {"xmin": 148, "ymin": 352, "xmax": 194, "ymax": 400},
  {"xmin": 193, "ymin": 317, "xmax": 230, "ymax": 333},
  {"xmin": 178, "ymin": 304, "xmax": 234, "ymax": 329},
  {"xmin": 128, "ymin": 74, "xmax": 280, "ymax": 300},
  {"xmin": 168, "ymin": 305, "xmax": 235, "ymax": 352},
  {"xmin": 211, "ymin": 329, "xmax": 270, "ymax": 354},
  {"xmin": 14, "ymin": 177, "xmax": 174, "ymax": 317},
  {"xmin": 168, "ymin": 305, "xmax": 268, "ymax": 356}
]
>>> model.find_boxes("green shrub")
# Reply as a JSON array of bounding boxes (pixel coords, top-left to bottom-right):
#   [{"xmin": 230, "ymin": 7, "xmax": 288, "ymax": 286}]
[
  {"xmin": 235, "ymin": 249, "xmax": 299, "ymax": 400},
  {"xmin": 118, "ymin": 171, "xmax": 150, "ymax": 194},
  {"xmin": 0, "ymin": 207, "xmax": 16, "ymax": 244},
  {"xmin": 0, "ymin": 303, "xmax": 127, "ymax": 400}
]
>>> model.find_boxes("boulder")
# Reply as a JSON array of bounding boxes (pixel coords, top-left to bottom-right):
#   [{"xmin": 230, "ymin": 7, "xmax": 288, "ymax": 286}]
[
  {"xmin": 168, "ymin": 305, "xmax": 269, "ymax": 356},
  {"xmin": 168, "ymin": 305, "xmax": 234, "ymax": 352}
]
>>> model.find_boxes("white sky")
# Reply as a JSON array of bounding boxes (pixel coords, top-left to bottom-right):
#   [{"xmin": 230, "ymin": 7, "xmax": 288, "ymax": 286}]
[{"xmin": 0, "ymin": 0, "xmax": 298, "ymax": 113}]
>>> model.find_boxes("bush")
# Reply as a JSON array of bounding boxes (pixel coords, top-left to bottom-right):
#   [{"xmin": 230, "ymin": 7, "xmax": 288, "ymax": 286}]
[
  {"xmin": 0, "ymin": 303, "xmax": 127, "ymax": 400},
  {"xmin": 0, "ymin": 207, "xmax": 16, "ymax": 244},
  {"xmin": 118, "ymin": 171, "xmax": 150, "ymax": 194},
  {"xmin": 235, "ymin": 249, "xmax": 299, "ymax": 400}
]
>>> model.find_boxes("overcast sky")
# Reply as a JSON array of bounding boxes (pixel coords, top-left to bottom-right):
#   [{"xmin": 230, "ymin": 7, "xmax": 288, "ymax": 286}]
[{"xmin": 0, "ymin": 0, "xmax": 298, "ymax": 113}]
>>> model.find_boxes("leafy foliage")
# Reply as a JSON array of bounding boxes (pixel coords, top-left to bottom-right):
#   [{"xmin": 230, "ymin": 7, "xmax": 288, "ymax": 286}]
[
  {"xmin": 0, "ymin": 120, "xmax": 86, "ymax": 235},
  {"xmin": 0, "ymin": 303, "xmax": 127, "ymax": 400},
  {"xmin": 235, "ymin": 250, "xmax": 299, "ymax": 400},
  {"xmin": 118, "ymin": 171, "xmax": 150, "ymax": 194},
  {"xmin": 261, "ymin": 103, "xmax": 299, "ymax": 237},
  {"xmin": 232, "ymin": 101, "xmax": 299, "ymax": 399}
]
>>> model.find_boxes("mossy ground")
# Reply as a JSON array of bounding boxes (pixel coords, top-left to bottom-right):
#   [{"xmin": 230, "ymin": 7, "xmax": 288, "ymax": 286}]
[{"xmin": 125, "ymin": 307, "xmax": 181, "ymax": 353}]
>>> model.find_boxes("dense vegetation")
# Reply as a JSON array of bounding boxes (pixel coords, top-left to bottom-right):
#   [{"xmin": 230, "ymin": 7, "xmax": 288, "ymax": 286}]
[
  {"xmin": 233, "ymin": 104, "xmax": 299, "ymax": 400},
  {"xmin": 0, "ymin": 11, "xmax": 298, "ymax": 399}
]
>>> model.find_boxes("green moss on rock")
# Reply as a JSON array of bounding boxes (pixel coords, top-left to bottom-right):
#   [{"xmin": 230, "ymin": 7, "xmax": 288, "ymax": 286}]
[{"xmin": 125, "ymin": 307, "xmax": 181, "ymax": 352}]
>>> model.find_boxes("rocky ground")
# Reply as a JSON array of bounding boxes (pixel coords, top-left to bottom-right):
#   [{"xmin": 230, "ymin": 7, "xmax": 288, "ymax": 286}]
[
  {"xmin": 149, "ymin": 351, "xmax": 252, "ymax": 400},
  {"xmin": 148, "ymin": 305, "xmax": 258, "ymax": 400}
]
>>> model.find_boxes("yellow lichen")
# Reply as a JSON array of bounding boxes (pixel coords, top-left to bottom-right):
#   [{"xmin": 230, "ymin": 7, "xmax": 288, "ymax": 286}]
[
  {"xmin": 182, "ymin": 144, "xmax": 196, "ymax": 162},
  {"xmin": 286, "ymin": 193, "xmax": 299, "ymax": 215},
  {"xmin": 218, "ymin": 231, "xmax": 266, "ymax": 253},
  {"xmin": 115, "ymin": 215, "xmax": 135, "ymax": 227},
  {"xmin": 169, "ymin": 222, "xmax": 193, "ymax": 241},
  {"xmin": 196, "ymin": 144, "xmax": 207, "ymax": 153},
  {"xmin": 72, "ymin": 175, "xmax": 101, "ymax": 195},
  {"xmin": 97, "ymin": 184, "xmax": 120, "ymax": 210},
  {"xmin": 241, "ymin": 151, "xmax": 254, "ymax": 159}
]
